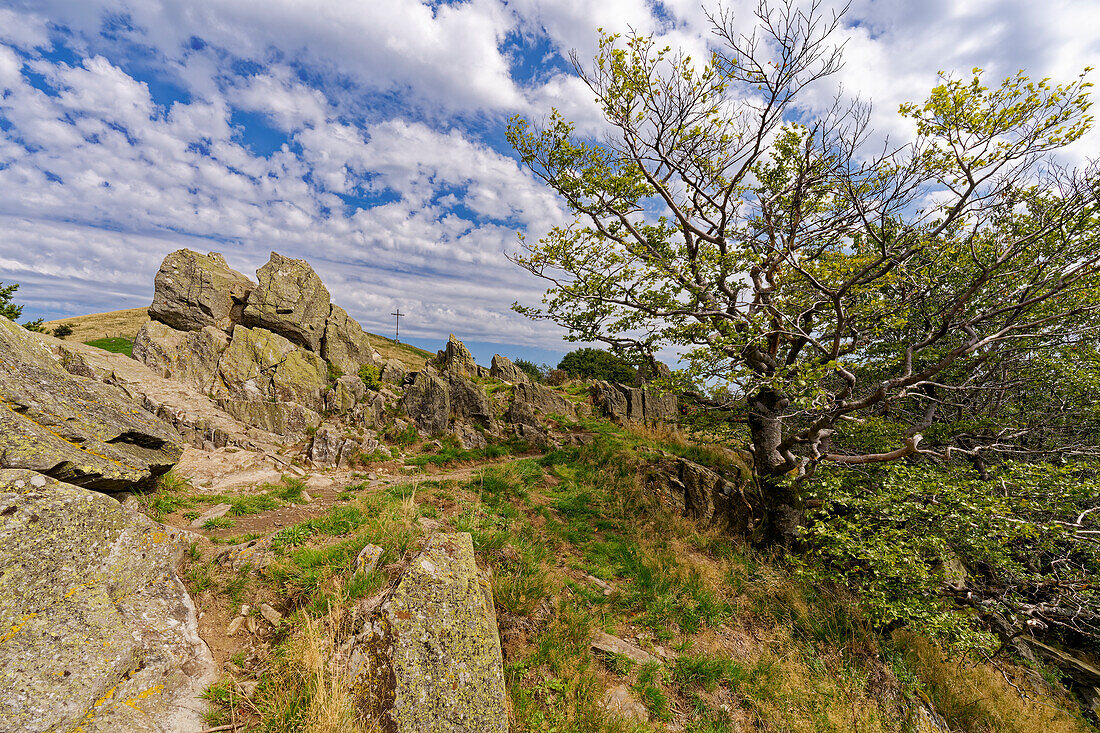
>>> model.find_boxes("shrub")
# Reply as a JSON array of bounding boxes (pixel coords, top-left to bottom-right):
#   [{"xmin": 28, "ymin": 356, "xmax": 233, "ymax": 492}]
[
  {"xmin": 358, "ymin": 363, "xmax": 381, "ymax": 391},
  {"xmin": 557, "ymin": 348, "xmax": 635, "ymax": 383},
  {"xmin": 52, "ymin": 323, "xmax": 74, "ymax": 338},
  {"xmin": 512, "ymin": 358, "xmax": 545, "ymax": 382}
]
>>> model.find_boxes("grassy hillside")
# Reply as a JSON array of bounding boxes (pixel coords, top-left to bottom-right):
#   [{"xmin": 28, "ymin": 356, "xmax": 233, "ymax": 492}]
[
  {"xmin": 146, "ymin": 417, "xmax": 1092, "ymax": 733},
  {"xmin": 44, "ymin": 308, "xmax": 432, "ymax": 370}
]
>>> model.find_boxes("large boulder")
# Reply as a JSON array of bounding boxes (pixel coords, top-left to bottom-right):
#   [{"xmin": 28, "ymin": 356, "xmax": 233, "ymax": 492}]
[
  {"xmin": 592, "ymin": 381, "xmax": 676, "ymax": 423},
  {"xmin": 0, "ymin": 469, "xmax": 217, "ymax": 733},
  {"xmin": 0, "ymin": 317, "xmax": 182, "ymax": 492},
  {"xmin": 132, "ymin": 319, "xmax": 229, "ymax": 393},
  {"xmin": 325, "ymin": 374, "xmax": 368, "ymax": 415},
  {"xmin": 647, "ymin": 455, "xmax": 753, "ymax": 533},
  {"xmin": 148, "ymin": 249, "xmax": 254, "ymax": 333},
  {"xmin": 215, "ymin": 399, "xmax": 321, "ymax": 436},
  {"xmin": 400, "ymin": 368, "xmax": 450, "ymax": 434},
  {"xmin": 242, "ymin": 252, "xmax": 331, "ymax": 353},
  {"xmin": 351, "ymin": 533, "xmax": 507, "ymax": 733},
  {"xmin": 214, "ymin": 325, "xmax": 329, "ymax": 410},
  {"xmin": 489, "ymin": 354, "xmax": 530, "ymax": 384},
  {"xmin": 438, "ymin": 334, "xmax": 478, "ymax": 378},
  {"xmin": 323, "ymin": 304, "xmax": 379, "ymax": 377}
]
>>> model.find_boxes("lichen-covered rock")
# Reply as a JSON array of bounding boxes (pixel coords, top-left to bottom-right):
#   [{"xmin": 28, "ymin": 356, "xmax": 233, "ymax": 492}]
[
  {"xmin": 380, "ymin": 358, "xmax": 407, "ymax": 385},
  {"xmin": 592, "ymin": 381, "xmax": 676, "ymax": 423},
  {"xmin": 0, "ymin": 317, "xmax": 182, "ymax": 492},
  {"xmin": 215, "ymin": 398, "xmax": 321, "ymax": 436},
  {"xmin": 214, "ymin": 325, "xmax": 328, "ymax": 410},
  {"xmin": 326, "ymin": 374, "xmax": 368, "ymax": 415},
  {"xmin": 0, "ymin": 469, "xmax": 217, "ymax": 733},
  {"xmin": 438, "ymin": 334, "xmax": 478, "ymax": 378},
  {"xmin": 148, "ymin": 249, "xmax": 254, "ymax": 333},
  {"xmin": 323, "ymin": 304, "xmax": 379, "ymax": 376},
  {"xmin": 447, "ymin": 372, "xmax": 492, "ymax": 426},
  {"xmin": 351, "ymin": 533, "xmax": 507, "ymax": 733},
  {"xmin": 512, "ymin": 382, "xmax": 576, "ymax": 420},
  {"xmin": 133, "ymin": 319, "xmax": 229, "ymax": 393},
  {"xmin": 400, "ymin": 368, "xmax": 450, "ymax": 434},
  {"xmin": 489, "ymin": 354, "xmax": 530, "ymax": 384},
  {"xmin": 647, "ymin": 455, "xmax": 753, "ymax": 533},
  {"xmin": 242, "ymin": 252, "xmax": 331, "ymax": 352},
  {"xmin": 591, "ymin": 381, "xmax": 628, "ymax": 420}
]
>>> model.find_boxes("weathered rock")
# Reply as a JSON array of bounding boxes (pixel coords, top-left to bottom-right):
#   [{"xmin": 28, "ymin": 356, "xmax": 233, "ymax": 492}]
[
  {"xmin": 351, "ymin": 392, "xmax": 386, "ymax": 430},
  {"xmin": 148, "ymin": 249, "xmax": 254, "ymax": 333},
  {"xmin": 0, "ymin": 469, "xmax": 217, "ymax": 733},
  {"xmin": 603, "ymin": 684, "xmax": 649, "ymax": 723},
  {"xmin": 214, "ymin": 325, "xmax": 329, "ymax": 410},
  {"xmin": 439, "ymin": 334, "xmax": 478, "ymax": 378},
  {"xmin": 489, "ymin": 354, "xmax": 530, "ymax": 384},
  {"xmin": 400, "ymin": 368, "xmax": 450, "ymax": 434},
  {"xmin": 0, "ymin": 317, "xmax": 182, "ymax": 492},
  {"xmin": 190, "ymin": 502, "xmax": 232, "ymax": 528},
  {"xmin": 591, "ymin": 380, "xmax": 627, "ymax": 420},
  {"xmin": 592, "ymin": 381, "xmax": 676, "ymax": 423},
  {"xmin": 1028, "ymin": 640, "xmax": 1100, "ymax": 686},
  {"xmin": 591, "ymin": 631, "xmax": 658, "ymax": 665},
  {"xmin": 447, "ymin": 372, "xmax": 492, "ymax": 426},
  {"xmin": 512, "ymin": 381, "xmax": 576, "ymax": 420},
  {"xmin": 354, "ymin": 544, "xmax": 384, "ymax": 577},
  {"xmin": 647, "ymin": 455, "xmax": 753, "ymax": 534},
  {"xmin": 350, "ymin": 533, "xmax": 507, "ymax": 733},
  {"xmin": 227, "ymin": 616, "xmax": 246, "ymax": 637},
  {"xmin": 380, "ymin": 358, "xmax": 407, "ymax": 385},
  {"xmin": 323, "ymin": 304, "xmax": 379, "ymax": 377},
  {"xmin": 215, "ymin": 399, "xmax": 322, "ymax": 436},
  {"xmin": 309, "ymin": 422, "xmax": 364, "ymax": 468},
  {"xmin": 133, "ymin": 319, "xmax": 229, "ymax": 393},
  {"xmin": 216, "ymin": 535, "xmax": 276, "ymax": 571},
  {"xmin": 455, "ymin": 423, "xmax": 489, "ymax": 450},
  {"xmin": 326, "ymin": 374, "xmax": 368, "ymax": 415},
  {"xmin": 242, "ymin": 252, "xmax": 331, "ymax": 352},
  {"xmin": 260, "ymin": 603, "xmax": 283, "ymax": 627}
]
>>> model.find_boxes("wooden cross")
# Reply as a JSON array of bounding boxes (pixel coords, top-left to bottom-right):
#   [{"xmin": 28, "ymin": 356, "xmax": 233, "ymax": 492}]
[{"xmin": 391, "ymin": 308, "xmax": 404, "ymax": 343}]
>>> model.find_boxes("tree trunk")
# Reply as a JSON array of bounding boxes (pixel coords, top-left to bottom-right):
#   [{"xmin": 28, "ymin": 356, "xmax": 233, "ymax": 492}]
[{"xmin": 747, "ymin": 388, "xmax": 803, "ymax": 545}]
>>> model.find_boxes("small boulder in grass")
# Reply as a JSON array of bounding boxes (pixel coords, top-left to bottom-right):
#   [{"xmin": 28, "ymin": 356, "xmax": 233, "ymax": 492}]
[{"xmin": 354, "ymin": 544, "xmax": 384, "ymax": 577}]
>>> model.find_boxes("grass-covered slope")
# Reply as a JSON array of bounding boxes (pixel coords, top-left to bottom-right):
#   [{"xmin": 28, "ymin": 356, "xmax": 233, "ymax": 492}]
[{"xmin": 155, "ymin": 418, "xmax": 1091, "ymax": 732}]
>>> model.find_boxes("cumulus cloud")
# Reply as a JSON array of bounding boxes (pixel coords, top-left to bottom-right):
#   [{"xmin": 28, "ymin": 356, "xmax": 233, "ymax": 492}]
[{"xmin": 0, "ymin": 0, "xmax": 1096, "ymax": 354}]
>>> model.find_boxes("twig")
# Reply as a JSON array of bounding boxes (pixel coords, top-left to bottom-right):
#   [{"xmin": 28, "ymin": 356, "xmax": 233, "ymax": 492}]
[{"xmin": 197, "ymin": 725, "xmax": 238, "ymax": 733}]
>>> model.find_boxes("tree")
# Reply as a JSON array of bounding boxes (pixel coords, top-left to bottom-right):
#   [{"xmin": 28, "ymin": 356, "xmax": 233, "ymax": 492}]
[
  {"xmin": 508, "ymin": 0, "xmax": 1100, "ymax": 543},
  {"xmin": 557, "ymin": 347, "xmax": 636, "ymax": 383},
  {"xmin": 0, "ymin": 281, "xmax": 23, "ymax": 322}
]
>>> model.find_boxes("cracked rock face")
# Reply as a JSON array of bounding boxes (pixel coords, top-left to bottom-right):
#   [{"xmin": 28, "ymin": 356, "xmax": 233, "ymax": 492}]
[
  {"xmin": 132, "ymin": 319, "xmax": 229, "ymax": 394},
  {"xmin": 323, "ymin": 304, "xmax": 379, "ymax": 377},
  {"xmin": 0, "ymin": 316, "xmax": 182, "ymax": 492},
  {"xmin": 350, "ymin": 533, "xmax": 508, "ymax": 733},
  {"xmin": 243, "ymin": 252, "xmax": 331, "ymax": 353},
  {"xmin": 0, "ymin": 469, "xmax": 217, "ymax": 733},
  {"xmin": 214, "ymin": 325, "xmax": 329, "ymax": 410},
  {"xmin": 148, "ymin": 249, "xmax": 254, "ymax": 333}
]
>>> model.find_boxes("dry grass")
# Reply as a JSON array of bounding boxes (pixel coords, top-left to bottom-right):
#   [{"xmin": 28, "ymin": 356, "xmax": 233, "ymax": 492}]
[
  {"xmin": 892, "ymin": 631, "xmax": 1088, "ymax": 733},
  {"xmin": 43, "ymin": 307, "xmax": 148, "ymax": 341}
]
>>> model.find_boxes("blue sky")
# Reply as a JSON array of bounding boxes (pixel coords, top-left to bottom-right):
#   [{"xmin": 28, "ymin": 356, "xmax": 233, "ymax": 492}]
[{"xmin": 1, "ymin": 0, "xmax": 1098, "ymax": 365}]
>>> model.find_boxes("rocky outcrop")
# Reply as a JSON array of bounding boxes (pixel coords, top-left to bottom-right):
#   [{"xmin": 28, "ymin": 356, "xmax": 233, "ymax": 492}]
[
  {"xmin": 350, "ymin": 533, "xmax": 507, "ymax": 733},
  {"xmin": 215, "ymin": 399, "xmax": 322, "ymax": 436},
  {"xmin": 243, "ymin": 252, "xmax": 331, "ymax": 352},
  {"xmin": 308, "ymin": 422, "xmax": 380, "ymax": 468},
  {"xmin": 323, "ymin": 304, "xmax": 379, "ymax": 377},
  {"xmin": 148, "ymin": 249, "xmax": 254, "ymax": 333},
  {"xmin": 325, "ymin": 374, "xmax": 368, "ymax": 415},
  {"xmin": 0, "ymin": 469, "xmax": 217, "ymax": 733},
  {"xmin": 214, "ymin": 325, "xmax": 329, "ymax": 410},
  {"xmin": 400, "ymin": 368, "xmax": 449, "ymax": 435},
  {"xmin": 647, "ymin": 454, "xmax": 753, "ymax": 533},
  {"xmin": 489, "ymin": 354, "xmax": 530, "ymax": 384},
  {"xmin": 0, "ymin": 316, "xmax": 182, "ymax": 492},
  {"xmin": 447, "ymin": 372, "xmax": 492, "ymax": 426},
  {"xmin": 513, "ymin": 381, "xmax": 576, "ymax": 420},
  {"xmin": 592, "ymin": 380, "xmax": 676, "ymax": 423},
  {"xmin": 380, "ymin": 358, "xmax": 407, "ymax": 385},
  {"xmin": 132, "ymin": 319, "xmax": 229, "ymax": 393},
  {"xmin": 438, "ymin": 333, "xmax": 478, "ymax": 378}
]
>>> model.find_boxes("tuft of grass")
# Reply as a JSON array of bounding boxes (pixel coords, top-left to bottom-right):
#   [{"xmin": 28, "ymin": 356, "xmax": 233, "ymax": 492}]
[{"xmin": 84, "ymin": 336, "xmax": 134, "ymax": 356}]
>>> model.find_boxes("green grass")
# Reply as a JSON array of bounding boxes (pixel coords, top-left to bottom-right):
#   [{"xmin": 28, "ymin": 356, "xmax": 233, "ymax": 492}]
[
  {"xmin": 406, "ymin": 437, "xmax": 532, "ymax": 468},
  {"xmin": 84, "ymin": 336, "xmax": 134, "ymax": 356}
]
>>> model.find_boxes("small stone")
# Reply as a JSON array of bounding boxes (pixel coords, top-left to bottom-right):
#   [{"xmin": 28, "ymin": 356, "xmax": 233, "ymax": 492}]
[
  {"xmin": 591, "ymin": 631, "xmax": 658, "ymax": 665},
  {"xmin": 354, "ymin": 544, "xmax": 384, "ymax": 577},
  {"xmin": 238, "ymin": 680, "xmax": 259, "ymax": 698},
  {"xmin": 190, "ymin": 503, "xmax": 232, "ymax": 528},
  {"xmin": 226, "ymin": 616, "xmax": 246, "ymax": 636},
  {"xmin": 301, "ymin": 491, "xmax": 312, "ymax": 503},
  {"xmin": 603, "ymin": 684, "xmax": 649, "ymax": 723},
  {"xmin": 368, "ymin": 472, "xmax": 378, "ymax": 480},
  {"xmin": 260, "ymin": 603, "xmax": 282, "ymax": 626},
  {"xmin": 239, "ymin": 604, "xmax": 250, "ymax": 617},
  {"xmin": 586, "ymin": 574, "xmax": 615, "ymax": 596},
  {"xmin": 418, "ymin": 517, "xmax": 441, "ymax": 532},
  {"xmin": 246, "ymin": 616, "xmax": 259, "ymax": 634}
]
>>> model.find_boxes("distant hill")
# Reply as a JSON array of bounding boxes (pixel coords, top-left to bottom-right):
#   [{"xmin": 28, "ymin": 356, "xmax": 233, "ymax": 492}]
[{"xmin": 44, "ymin": 308, "xmax": 433, "ymax": 371}]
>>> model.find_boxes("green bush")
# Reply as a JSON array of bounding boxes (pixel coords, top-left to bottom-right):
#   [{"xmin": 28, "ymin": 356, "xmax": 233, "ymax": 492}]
[
  {"xmin": 359, "ymin": 363, "xmax": 382, "ymax": 390},
  {"xmin": 557, "ymin": 348, "xmax": 635, "ymax": 383},
  {"xmin": 513, "ymin": 358, "xmax": 546, "ymax": 382},
  {"xmin": 52, "ymin": 323, "xmax": 74, "ymax": 338}
]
